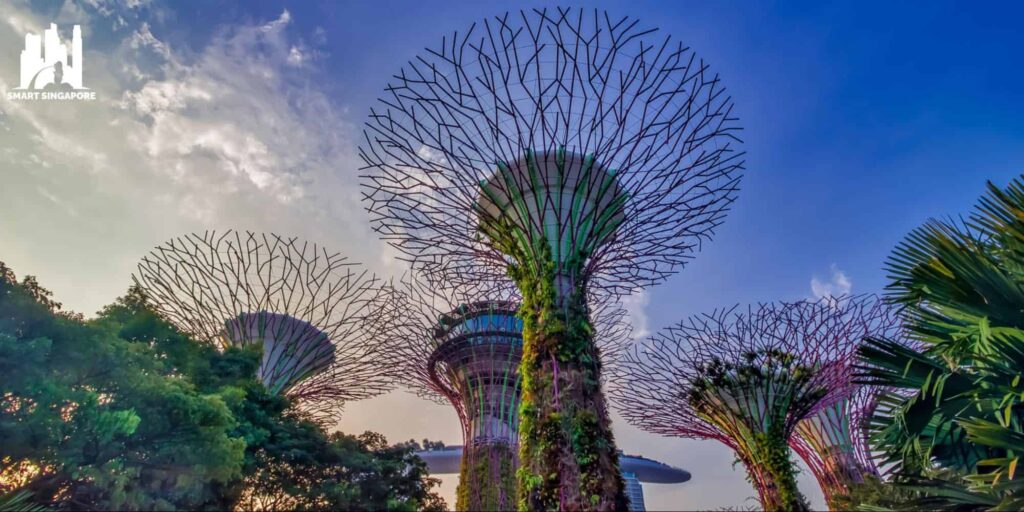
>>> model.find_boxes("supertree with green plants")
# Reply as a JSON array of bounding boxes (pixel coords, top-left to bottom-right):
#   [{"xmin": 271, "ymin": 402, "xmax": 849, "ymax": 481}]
[
  {"xmin": 133, "ymin": 230, "xmax": 393, "ymax": 422},
  {"xmin": 358, "ymin": 8, "xmax": 743, "ymax": 509},
  {"xmin": 375, "ymin": 275, "xmax": 632, "ymax": 511},
  {"xmin": 610, "ymin": 298, "xmax": 872, "ymax": 512}
]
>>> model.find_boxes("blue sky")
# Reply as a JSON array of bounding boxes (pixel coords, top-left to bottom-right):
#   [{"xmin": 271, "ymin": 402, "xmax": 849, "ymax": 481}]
[
  {"xmin": 2, "ymin": 1, "xmax": 1023, "ymax": 509},
  {"xmin": 159, "ymin": 0, "xmax": 1024, "ymax": 305}
]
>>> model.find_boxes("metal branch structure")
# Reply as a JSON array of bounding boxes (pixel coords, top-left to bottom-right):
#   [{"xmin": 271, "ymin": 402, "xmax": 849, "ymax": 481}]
[
  {"xmin": 788, "ymin": 296, "xmax": 903, "ymax": 507},
  {"xmin": 376, "ymin": 275, "xmax": 632, "ymax": 511},
  {"xmin": 610, "ymin": 297, "xmax": 884, "ymax": 512},
  {"xmin": 359, "ymin": 6, "xmax": 745, "ymax": 296},
  {"xmin": 359, "ymin": 8, "xmax": 743, "ymax": 508},
  {"xmin": 133, "ymin": 230, "xmax": 392, "ymax": 421}
]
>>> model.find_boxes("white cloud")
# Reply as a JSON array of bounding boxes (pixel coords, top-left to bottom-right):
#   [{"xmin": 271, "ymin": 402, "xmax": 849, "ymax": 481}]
[
  {"xmin": 81, "ymin": 0, "xmax": 153, "ymax": 17},
  {"xmin": 810, "ymin": 263, "xmax": 852, "ymax": 299},
  {"xmin": 286, "ymin": 46, "xmax": 306, "ymax": 66},
  {"xmin": 3, "ymin": 10, "xmax": 42, "ymax": 35},
  {"xmin": 0, "ymin": 3, "xmax": 382, "ymax": 315},
  {"xmin": 122, "ymin": 79, "xmax": 215, "ymax": 116},
  {"xmin": 127, "ymin": 22, "xmax": 172, "ymax": 63},
  {"xmin": 417, "ymin": 144, "xmax": 447, "ymax": 164},
  {"xmin": 620, "ymin": 290, "xmax": 651, "ymax": 341},
  {"xmin": 110, "ymin": 7, "xmax": 358, "ymax": 216},
  {"xmin": 265, "ymin": 8, "xmax": 290, "ymax": 29}
]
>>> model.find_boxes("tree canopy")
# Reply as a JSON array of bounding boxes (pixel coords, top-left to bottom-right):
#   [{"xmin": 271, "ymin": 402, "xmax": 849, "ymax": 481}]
[{"xmin": 0, "ymin": 262, "xmax": 444, "ymax": 511}]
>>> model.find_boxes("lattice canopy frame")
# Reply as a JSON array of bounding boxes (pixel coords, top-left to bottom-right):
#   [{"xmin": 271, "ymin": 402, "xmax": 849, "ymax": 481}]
[
  {"xmin": 610, "ymin": 297, "xmax": 880, "ymax": 511},
  {"xmin": 788, "ymin": 295, "xmax": 904, "ymax": 506},
  {"xmin": 133, "ymin": 230, "xmax": 392, "ymax": 421},
  {"xmin": 359, "ymin": 7, "xmax": 744, "ymax": 296}
]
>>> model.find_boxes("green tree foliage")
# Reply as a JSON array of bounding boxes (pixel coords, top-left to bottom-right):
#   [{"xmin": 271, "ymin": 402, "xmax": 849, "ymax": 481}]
[
  {"xmin": 235, "ymin": 403, "xmax": 447, "ymax": 511},
  {"xmin": 0, "ymin": 264, "xmax": 245, "ymax": 510},
  {"xmin": 0, "ymin": 263, "xmax": 444, "ymax": 511},
  {"xmin": 854, "ymin": 177, "xmax": 1024, "ymax": 510}
]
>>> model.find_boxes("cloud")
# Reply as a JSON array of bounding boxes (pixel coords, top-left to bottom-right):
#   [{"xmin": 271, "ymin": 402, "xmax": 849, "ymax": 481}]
[
  {"xmin": 3, "ymin": 9, "xmax": 42, "ymax": 34},
  {"xmin": 0, "ymin": 4, "xmax": 381, "ymax": 315},
  {"xmin": 81, "ymin": 0, "xmax": 153, "ymax": 15},
  {"xmin": 620, "ymin": 290, "xmax": 651, "ymax": 341},
  {"xmin": 286, "ymin": 46, "xmax": 306, "ymax": 66},
  {"xmin": 810, "ymin": 264, "xmax": 852, "ymax": 299}
]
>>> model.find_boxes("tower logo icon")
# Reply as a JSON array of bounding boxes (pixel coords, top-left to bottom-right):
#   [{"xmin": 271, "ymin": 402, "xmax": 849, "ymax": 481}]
[
  {"xmin": 7, "ymin": 23, "xmax": 95, "ymax": 101},
  {"xmin": 18, "ymin": 23, "xmax": 86, "ymax": 91}
]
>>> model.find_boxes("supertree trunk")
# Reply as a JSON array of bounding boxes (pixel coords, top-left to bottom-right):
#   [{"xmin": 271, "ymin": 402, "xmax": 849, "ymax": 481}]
[
  {"xmin": 793, "ymin": 421, "xmax": 871, "ymax": 507},
  {"xmin": 512, "ymin": 249, "xmax": 626, "ymax": 511},
  {"xmin": 457, "ymin": 443, "xmax": 517, "ymax": 511},
  {"xmin": 818, "ymin": 453, "xmax": 870, "ymax": 508},
  {"xmin": 694, "ymin": 399, "xmax": 811, "ymax": 511},
  {"xmin": 792, "ymin": 392, "xmax": 891, "ymax": 508}
]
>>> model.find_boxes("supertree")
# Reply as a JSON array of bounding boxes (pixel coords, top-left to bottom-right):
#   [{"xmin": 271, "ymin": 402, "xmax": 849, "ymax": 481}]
[
  {"xmin": 376, "ymin": 275, "xmax": 632, "ymax": 511},
  {"xmin": 788, "ymin": 296, "xmax": 904, "ymax": 508},
  {"xmin": 610, "ymin": 297, "xmax": 881, "ymax": 511},
  {"xmin": 133, "ymin": 230, "xmax": 392, "ymax": 421},
  {"xmin": 358, "ymin": 8, "xmax": 743, "ymax": 508}
]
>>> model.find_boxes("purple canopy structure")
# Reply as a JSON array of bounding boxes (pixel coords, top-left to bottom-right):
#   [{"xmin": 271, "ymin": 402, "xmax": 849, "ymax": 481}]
[
  {"xmin": 610, "ymin": 297, "xmax": 884, "ymax": 511},
  {"xmin": 787, "ymin": 295, "xmax": 903, "ymax": 507}
]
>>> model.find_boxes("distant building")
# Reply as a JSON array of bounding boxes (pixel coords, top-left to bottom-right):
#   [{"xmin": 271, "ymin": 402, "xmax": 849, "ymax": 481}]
[
  {"xmin": 415, "ymin": 446, "xmax": 690, "ymax": 512},
  {"xmin": 623, "ymin": 471, "xmax": 646, "ymax": 512}
]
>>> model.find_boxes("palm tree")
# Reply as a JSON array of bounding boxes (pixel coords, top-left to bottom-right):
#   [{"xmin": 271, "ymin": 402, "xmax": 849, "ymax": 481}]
[
  {"xmin": 855, "ymin": 176, "xmax": 1024, "ymax": 510},
  {"xmin": 0, "ymin": 491, "xmax": 47, "ymax": 512}
]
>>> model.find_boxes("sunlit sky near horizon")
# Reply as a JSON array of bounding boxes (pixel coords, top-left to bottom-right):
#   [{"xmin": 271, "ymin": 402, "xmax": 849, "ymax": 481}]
[{"xmin": 2, "ymin": 1, "xmax": 1023, "ymax": 509}]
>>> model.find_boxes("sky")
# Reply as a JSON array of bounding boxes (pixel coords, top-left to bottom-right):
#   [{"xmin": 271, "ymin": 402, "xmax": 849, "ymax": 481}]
[{"xmin": 1, "ymin": 0, "xmax": 1023, "ymax": 509}]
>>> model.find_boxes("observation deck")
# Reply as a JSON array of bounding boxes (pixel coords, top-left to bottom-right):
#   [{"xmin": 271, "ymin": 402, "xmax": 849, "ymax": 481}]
[{"xmin": 428, "ymin": 301, "xmax": 523, "ymax": 445}]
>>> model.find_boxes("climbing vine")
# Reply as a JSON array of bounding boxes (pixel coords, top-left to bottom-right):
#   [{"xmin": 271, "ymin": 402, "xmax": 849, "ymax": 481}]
[
  {"xmin": 473, "ymin": 148, "xmax": 628, "ymax": 511},
  {"xmin": 747, "ymin": 428, "xmax": 810, "ymax": 511},
  {"xmin": 508, "ymin": 239, "xmax": 626, "ymax": 511},
  {"xmin": 456, "ymin": 443, "xmax": 517, "ymax": 511}
]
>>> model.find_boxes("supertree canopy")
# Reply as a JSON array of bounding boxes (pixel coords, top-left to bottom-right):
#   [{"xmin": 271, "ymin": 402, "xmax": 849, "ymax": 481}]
[
  {"xmin": 376, "ymin": 275, "xmax": 631, "ymax": 511},
  {"xmin": 133, "ymin": 230, "xmax": 392, "ymax": 421},
  {"xmin": 359, "ymin": 8, "xmax": 743, "ymax": 508},
  {"xmin": 788, "ymin": 296, "xmax": 903, "ymax": 507},
  {"xmin": 610, "ymin": 298, "xmax": 878, "ymax": 512}
]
